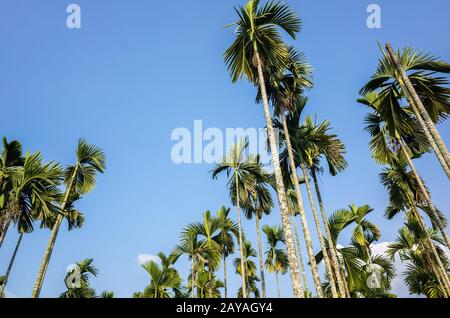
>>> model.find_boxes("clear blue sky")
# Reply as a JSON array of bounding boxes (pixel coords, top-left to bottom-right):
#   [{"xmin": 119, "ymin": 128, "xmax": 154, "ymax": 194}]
[{"xmin": 0, "ymin": 0, "xmax": 449, "ymax": 298}]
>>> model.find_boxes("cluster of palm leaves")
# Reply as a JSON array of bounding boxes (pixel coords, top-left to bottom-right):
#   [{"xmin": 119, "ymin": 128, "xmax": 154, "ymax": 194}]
[
  {"xmin": 0, "ymin": 138, "xmax": 105, "ymax": 298},
  {"xmin": 358, "ymin": 44, "xmax": 450, "ymax": 297}
]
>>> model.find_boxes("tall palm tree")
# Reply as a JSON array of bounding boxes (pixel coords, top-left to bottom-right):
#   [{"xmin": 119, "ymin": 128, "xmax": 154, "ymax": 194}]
[
  {"xmin": 380, "ymin": 161, "xmax": 450, "ymax": 294},
  {"xmin": 224, "ymin": 0, "xmax": 304, "ymax": 298},
  {"xmin": 263, "ymin": 225, "xmax": 289, "ymax": 298},
  {"xmin": 388, "ymin": 222, "xmax": 450, "ymax": 298},
  {"xmin": 359, "ymin": 92, "xmax": 450, "ymax": 250},
  {"xmin": 261, "ymin": 46, "xmax": 331, "ymax": 296},
  {"xmin": 361, "ymin": 45, "xmax": 450, "ymax": 177},
  {"xmin": 186, "ymin": 210, "xmax": 232, "ymax": 297},
  {"xmin": 234, "ymin": 240, "xmax": 260, "ymax": 298},
  {"xmin": 0, "ymin": 152, "xmax": 62, "ymax": 295},
  {"xmin": 211, "ymin": 140, "xmax": 263, "ymax": 297},
  {"xmin": 384, "ymin": 44, "xmax": 450, "ymax": 175},
  {"xmin": 32, "ymin": 139, "xmax": 106, "ymax": 298},
  {"xmin": 241, "ymin": 155, "xmax": 273, "ymax": 298},
  {"xmin": 276, "ymin": 96, "xmax": 348, "ymax": 297},
  {"xmin": 135, "ymin": 252, "xmax": 183, "ymax": 298},
  {"xmin": 318, "ymin": 206, "xmax": 396, "ymax": 298},
  {"xmin": 171, "ymin": 227, "xmax": 220, "ymax": 298},
  {"xmin": 215, "ymin": 206, "xmax": 239, "ymax": 298},
  {"xmin": 0, "ymin": 138, "xmax": 24, "ymax": 248},
  {"xmin": 60, "ymin": 258, "xmax": 98, "ymax": 298}
]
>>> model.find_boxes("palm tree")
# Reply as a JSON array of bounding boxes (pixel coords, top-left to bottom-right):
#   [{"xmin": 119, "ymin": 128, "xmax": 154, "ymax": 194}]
[
  {"xmin": 171, "ymin": 227, "xmax": 220, "ymax": 298},
  {"xmin": 214, "ymin": 206, "xmax": 239, "ymax": 298},
  {"xmin": 0, "ymin": 152, "xmax": 62, "ymax": 295},
  {"xmin": 185, "ymin": 210, "xmax": 232, "ymax": 297},
  {"xmin": 361, "ymin": 45, "xmax": 450, "ymax": 177},
  {"xmin": 380, "ymin": 161, "xmax": 450, "ymax": 294},
  {"xmin": 60, "ymin": 258, "xmax": 98, "ymax": 298},
  {"xmin": 388, "ymin": 222, "xmax": 450, "ymax": 298},
  {"xmin": 135, "ymin": 253, "xmax": 183, "ymax": 298},
  {"xmin": 384, "ymin": 44, "xmax": 450, "ymax": 175},
  {"xmin": 275, "ymin": 90, "xmax": 350, "ymax": 297},
  {"xmin": 0, "ymin": 138, "xmax": 24, "ymax": 248},
  {"xmin": 100, "ymin": 291, "xmax": 114, "ymax": 298},
  {"xmin": 224, "ymin": 0, "xmax": 304, "ymax": 298},
  {"xmin": 359, "ymin": 92, "xmax": 450, "ymax": 251},
  {"xmin": 211, "ymin": 140, "xmax": 263, "ymax": 297},
  {"xmin": 263, "ymin": 225, "xmax": 289, "ymax": 297},
  {"xmin": 32, "ymin": 139, "xmax": 106, "ymax": 298},
  {"xmin": 241, "ymin": 155, "xmax": 273, "ymax": 298},
  {"xmin": 234, "ymin": 240, "xmax": 260, "ymax": 298},
  {"xmin": 318, "ymin": 206, "xmax": 396, "ymax": 297}
]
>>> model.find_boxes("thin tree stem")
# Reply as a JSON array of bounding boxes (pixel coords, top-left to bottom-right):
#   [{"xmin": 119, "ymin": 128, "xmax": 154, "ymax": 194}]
[
  {"xmin": 301, "ymin": 164, "xmax": 338, "ymax": 298},
  {"xmin": 235, "ymin": 171, "xmax": 247, "ymax": 298},
  {"xmin": 255, "ymin": 51, "xmax": 304, "ymax": 298},
  {"xmin": 398, "ymin": 139, "xmax": 450, "ymax": 249},
  {"xmin": 0, "ymin": 218, "xmax": 11, "ymax": 249},
  {"xmin": 0, "ymin": 233, "xmax": 23, "ymax": 295},
  {"xmin": 279, "ymin": 111, "xmax": 322, "ymax": 297},
  {"xmin": 223, "ymin": 255, "xmax": 227, "ymax": 298},
  {"xmin": 310, "ymin": 167, "xmax": 348, "ymax": 298},
  {"xmin": 255, "ymin": 214, "xmax": 267, "ymax": 298}
]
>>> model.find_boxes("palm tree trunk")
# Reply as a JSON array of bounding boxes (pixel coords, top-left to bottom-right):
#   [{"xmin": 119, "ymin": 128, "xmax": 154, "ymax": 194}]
[
  {"xmin": 412, "ymin": 207, "xmax": 450, "ymax": 295},
  {"xmin": 289, "ymin": 213, "xmax": 308, "ymax": 292},
  {"xmin": 300, "ymin": 164, "xmax": 338, "ymax": 298},
  {"xmin": 32, "ymin": 169, "xmax": 77, "ymax": 298},
  {"xmin": 0, "ymin": 232, "xmax": 23, "ymax": 295},
  {"xmin": 278, "ymin": 112, "xmax": 322, "ymax": 298},
  {"xmin": 398, "ymin": 139, "xmax": 450, "ymax": 249},
  {"xmin": 426, "ymin": 252, "xmax": 450, "ymax": 298},
  {"xmin": 32, "ymin": 214, "xmax": 63, "ymax": 298},
  {"xmin": 223, "ymin": 255, "xmax": 227, "ymax": 298},
  {"xmin": 275, "ymin": 271, "xmax": 281, "ymax": 298},
  {"xmin": 255, "ymin": 214, "xmax": 267, "ymax": 298},
  {"xmin": 0, "ymin": 218, "xmax": 11, "ymax": 249},
  {"xmin": 310, "ymin": 167, "xmax": 348, "ymax": 298},
  {"xmin": 386, "ymin": 43, "xmax": 450, "ymax": 179},
  {"xmin": 235, "ymin": 171, "xmax": 247, "ymax": 298},
  {"xmin": 191, "ymin": 257, "xmax": 196, "ymax": 298},
  {"xmin": 255, "ymin": 51, "xmax": 304, "ymax": 298}
]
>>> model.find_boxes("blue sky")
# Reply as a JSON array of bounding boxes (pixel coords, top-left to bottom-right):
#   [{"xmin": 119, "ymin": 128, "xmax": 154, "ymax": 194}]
[{"xmin": 0, "ymin": 0, "xmax": 449, "ymax": 298}]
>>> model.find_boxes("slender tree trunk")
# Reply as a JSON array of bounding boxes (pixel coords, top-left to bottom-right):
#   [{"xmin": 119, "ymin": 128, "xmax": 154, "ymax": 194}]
[
  {"xmin": 386, "ymin": 43, "xmax": 450, "ymax": 179},
  {"xmin": 0, "ymin": 218, "xmax": 11, "ymax": 249},
  {"xmin": 275, "ymin": 272, "xmax": 281, "ymax": 298},
  {"xmin": 289, "ymin": 213, "xmax": 308, "ymax": 292},
  {"xmin": 235, "ymin": 171, "xmax": 247, "ymax": 298},
  {"xmin": 223, "ymin": 255, "xmax": 227, "ymax": 298},
  {"xmin": 278, "ymin": 111, "xmax": 322, "ymax": 297},
  {"xmin": 32, "ymin": 169, "xmax": 77, "ymax": 298},
  {"xmin": 0, "ymin": 233, "xmax": 23, "ymax": 295},
  {"xmin": 32, "ymin": 214, "xmax": 63, "ymax": 298},
  {"xmin": 411, "ymin": 207, "xmax": 450, "ymax": 295},
  {"xmin": 310, "ymin": 167, "xmax": 348, "ymax": 298},
  {"xmin": 300, "ymin": 164, "xmax": 338, "ymax": 298},
  {"xmin": 398, "ymin": 140, "xmax": 450, "ymax": 249},
  {"xmin": 255, "ymin": 51, "xmax": 304, "ymax": 298},
  {"xmin": 191, "ymin": 258, "xmax": 195, "ymax": 298},
  {"xmin": 255, "ymin": 214, "xmax": 267, "ymax": 298},
  {"xmin": 426, "ymin": 252, "xmax": 450, "ymax": 298}
]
